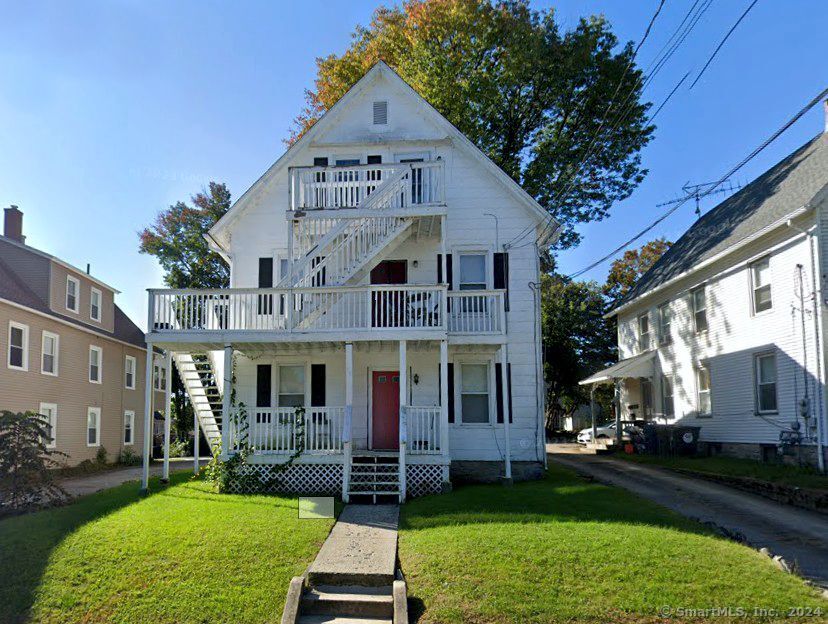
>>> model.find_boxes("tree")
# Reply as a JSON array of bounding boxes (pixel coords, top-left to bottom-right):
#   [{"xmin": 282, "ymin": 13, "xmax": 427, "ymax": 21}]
[
  {"xmin": 603, "ymin": 237, "xmax": 672, "ymax": 303},
  {"xmin": 0, "ymin": 411, "xmax": 67, "ymax": 511},
  {"xmin": 138, "ymin": 182, "xmax": 232, "ymax": 289},
  {"xmin": 291, "ymin": 0, "xmax": 654, "ymax": 248},
  {"xmin": 541, "ymin": 274, "xmax": 616, "ymax": 431}
]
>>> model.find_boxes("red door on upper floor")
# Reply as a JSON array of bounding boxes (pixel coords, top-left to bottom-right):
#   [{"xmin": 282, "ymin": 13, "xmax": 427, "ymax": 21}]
[
  {"xmin": 371, "ymin": 260, "xmax": 407, "ymax": 327},
  {"xmin": 371, "ymin": 370, "xmax": 400, "ymax": 450}
]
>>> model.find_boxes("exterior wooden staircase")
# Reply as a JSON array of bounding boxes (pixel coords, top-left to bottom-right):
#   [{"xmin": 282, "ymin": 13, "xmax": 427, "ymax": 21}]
[{"xmin": 172, "ymin": 352, "xmax": 223, "ymax": 450}]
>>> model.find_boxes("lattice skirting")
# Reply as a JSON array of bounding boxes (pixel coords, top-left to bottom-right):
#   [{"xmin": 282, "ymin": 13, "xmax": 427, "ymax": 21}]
[
  {"xmin": 227, "ymin": 463, "xmax": 343, "ymax": 495},
  {"xmin": 406, "ymin": 464, "xmax": 444, "ymax": 498}
]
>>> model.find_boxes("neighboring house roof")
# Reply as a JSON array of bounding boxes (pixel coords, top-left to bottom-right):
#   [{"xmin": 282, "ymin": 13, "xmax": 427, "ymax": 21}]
[
  {"xmin": 613, "ymin": 132, "xmax": 828, "ymax": 313},
  {"xmin": 209, "ymin": 61, "xmax": 556, "ymax": 249},
  {"xmin": 0, "ymin": 256, "xmax": 146, "ymax": 348}
]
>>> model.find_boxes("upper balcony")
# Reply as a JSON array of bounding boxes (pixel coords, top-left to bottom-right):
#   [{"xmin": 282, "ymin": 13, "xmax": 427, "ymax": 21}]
[{"xmin": 289, "ymin": 161, "xmax": 444, "ymax": 212}]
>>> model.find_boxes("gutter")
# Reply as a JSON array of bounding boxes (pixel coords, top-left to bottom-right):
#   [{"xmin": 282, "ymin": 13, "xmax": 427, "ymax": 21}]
[{"xmin": 605, "ymin": 205, "xmax": 813, "ymax": 319}]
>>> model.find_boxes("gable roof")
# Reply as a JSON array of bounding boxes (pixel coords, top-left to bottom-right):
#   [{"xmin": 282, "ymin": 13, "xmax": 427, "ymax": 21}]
[
  {"xmin": 209, "ymin": 61, "xmax": 555, "ymax": 248},
  {"xmin": 612, "ymin": 132, "xmax": 828, "ymax": 313}
]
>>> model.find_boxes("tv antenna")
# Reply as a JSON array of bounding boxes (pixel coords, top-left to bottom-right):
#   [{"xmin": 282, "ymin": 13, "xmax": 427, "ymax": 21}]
[{"xmin": 656, "ymin": 179, "xmax": 742, "ymax": 217}]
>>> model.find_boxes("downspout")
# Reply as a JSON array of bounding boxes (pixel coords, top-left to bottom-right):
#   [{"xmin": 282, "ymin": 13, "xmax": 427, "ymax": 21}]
[{"xmin": 788, "ymin": 219, "xmax": 826, "ymax": 472}]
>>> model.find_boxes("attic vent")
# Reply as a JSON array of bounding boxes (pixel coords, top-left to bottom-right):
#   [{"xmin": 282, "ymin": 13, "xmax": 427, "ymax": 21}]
[{"xmin": 373, "ymin": 100, "xmax": 388, "ymax": 125}]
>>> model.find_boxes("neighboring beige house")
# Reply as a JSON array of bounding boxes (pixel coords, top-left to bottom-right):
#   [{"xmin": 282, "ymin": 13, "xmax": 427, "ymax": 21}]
[{"xmin": 0, "ymin": 206, "xmax": 165, "ymax": 465}]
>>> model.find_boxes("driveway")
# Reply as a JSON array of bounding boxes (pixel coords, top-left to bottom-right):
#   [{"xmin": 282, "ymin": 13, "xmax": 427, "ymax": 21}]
[
  {"xmin": 548, "ymin": 445, "xmax": 828, "ymax": 587},
  {"xmin": 59, "ymin": 458, "xmax": 207, "ymax": 498}
]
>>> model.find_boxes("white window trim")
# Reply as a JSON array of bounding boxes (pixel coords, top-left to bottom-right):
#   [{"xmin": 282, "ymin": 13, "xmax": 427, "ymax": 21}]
[
  {"xmin": 660, "ymin": 373, "xmax": 675, "ymax": 419},
  {"xmin": 66, "ymin": 275, "xmax": 80, "ymax": 313},
  {"xmin": 124, "ymin": 410, "xmax": 135, "ymax": 445},
  {"xmin": 637, "ymin": 313, "xmax": 650, "ymax": 352},
  {"xmin": 39, "ymin": 402, "xmax": 58, "ymax": 448},
  {"xmin": 754, "ymin": 351, "xmax": 778, "ymax": 415},
  {"xmin": 750, "ymin": 257, "xmax": 773, "ymax": 315},
  {"xmin": 453, "ymin": 248, "xmax": 493, "ymax": 291},
  {"xmin": 692, "ymin": 286, "xmax": 708, "ymax": 334},
  {"xmin": 90, "ymin": 287, "xmax": 102, "ymax": 322},
  {"xmin": 87, "ymin": 407, "xmax": 101, "ymax": 447},
  {"xmin": 657, "ymin": 303, "xmax": 672, "ymax": 345},
  {"xmin": 8, "ymin": 321, "xmax": 29, "ymax": 371},
  {"xmin": 153, "ymin": 360, "xmax": 168, "ymax": 392},
  {"xmin": 89, "ymin": 345, "xmax": 102, "ymax": 384},
  {"xmin": 125, "ymin": 355, "xmax": 136, "ymax": 390},
  {"xmin": 41, "ymin": 330, "xmax": 59, "ymax": 376},
  {"xmin": 454, "ymin": 357, "xmax": 495, "ymax": 427},
  {"xmin": 275, "ymin": 361, "xmax": 311, "ymax": 408},
  {"xmin": 695, "ymin": 365, "xmax": 712, "ymax": 417}
]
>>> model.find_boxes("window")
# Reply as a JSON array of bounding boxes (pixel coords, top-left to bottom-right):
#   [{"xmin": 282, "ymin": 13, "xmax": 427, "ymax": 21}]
[
  {"xmin": 460, "ymin": 363, "xmax": 490, "ymax": 424},
  {"xmin": 641, "ymin": 379, "xmax": 654, "ymax": 419},
  {"xmin": 373, "ymin": 100, "xmax": 388, "ymax": 125},
  {"xmin": 66, "ymin": 276, "xmax": 79, "ymax": 312},
  {"xmin": 755, "ymin": 353, "xmax": 778, "ymax": 413},
  {"xmin": 89, "ymin": 345, "xmax": 102, "ymax": 383},
  {"xmin": 41, "ymin": 331, "xmax": 59, "ymax": 376},
  {"xmin": 692, "ymin": 286, "xmax": 707, "ymax": 333},
  {"xmin": 458, "ymin": 254, "xmax": 486, "ymax": 290},
  {"xmin": 658, "ymin": 303, "xmax": 671, "ymax": 345},
  {"xmin": 696, "ymin": 366, "xmax": 711, "ymax": 415},
  {"xmin": 153, "ymin": 362, "xmax": 167, "ymax": 392},
  {"xmin": 637, "ymin": 314, "xmax": 650, "ymax": 351},
  {"xmin": 660, "ymin": 374, "xmax": 674, "ymax": 419},
  {"xmin": 278, "ymin": 365, "xmax": 305, "ymax": 407},
  {"xmin": 751, "ymin": 258, "xmax": 772, "ymax": 313},
  {"xmin": 87, "ymin": 407, "xmax": 101, "ymax": 446},
  {"xmin": 90, "ymin": 287, "xmax": 102, "ymax": 321},
  {"xmin": 124, "ymin": 410, "xmax": 135, "ymax": 445},
  {"xmin": 125, "ymin": 355, "xmax": 136, "ymax": 389},
  {"xmin": 8, "ymin": 321, "xmax": 28, "ymax": 370},
  {"xmin": 39, "ymin": 403, "xmax": 57, "ymax": 448}
]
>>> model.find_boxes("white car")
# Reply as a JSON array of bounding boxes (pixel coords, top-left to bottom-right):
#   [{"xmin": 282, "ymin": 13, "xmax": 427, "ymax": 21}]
[{"xmin": 576, "ymin": 422, "xmax": 630, "ymax": 444}]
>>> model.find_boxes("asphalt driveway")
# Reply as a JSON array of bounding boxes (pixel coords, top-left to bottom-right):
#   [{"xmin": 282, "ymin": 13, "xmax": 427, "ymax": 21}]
[{"xmin": 548, "ymin": 445, "xmax": 828, "ymax": 588}]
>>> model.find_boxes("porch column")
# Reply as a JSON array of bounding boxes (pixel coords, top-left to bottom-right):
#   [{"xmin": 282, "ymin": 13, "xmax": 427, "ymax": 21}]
[
  {"xmin": 161, "ymin": 350, "xmax": 172, "ymax": 483},
  {"xmin": 614, "ymin": 380, "xmax": 622, "ymax": 447},
  {"xmin": 140, "ymin": 344, "xmax": 155, "ymax": 493},
  {"xmin": 500, "ymin": 345, "xmax": 512, "ymax": 483},
  {"xmin": 221, "ymin": 344, "xmax": 234, "ymax": 458},
  {"xmin": 590, "ymin": 384, "xmax": 598, "ymax": 443},
  {"xmin": 342, "ymin": 342, "xmax": 353, "ymax": 502},
  {"xmin": 439, "ymin": 340, "xmax": 449, "ymax": 459},
  {"xmin": 399, "ymin": 340, "xmax": 407, "ymax": 502}
]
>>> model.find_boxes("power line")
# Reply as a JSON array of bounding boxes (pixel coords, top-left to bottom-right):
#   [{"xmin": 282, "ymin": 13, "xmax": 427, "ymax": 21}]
[
  {"xmin": 567, "ymin": 85, "xmax": 828, "ymax": 279},
  {"xmin": 649, "ymin": 71, "xmax": 690, "ymax": 122},
  {"xmin": 689, "ymin": 0, "xmax": 760, "ymax": 89}
]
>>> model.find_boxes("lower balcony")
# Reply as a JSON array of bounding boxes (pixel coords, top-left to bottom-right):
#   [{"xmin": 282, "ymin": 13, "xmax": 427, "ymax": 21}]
[{"xmin": 147, "ymin": 285, "xmax": 505, "ymax": 343}]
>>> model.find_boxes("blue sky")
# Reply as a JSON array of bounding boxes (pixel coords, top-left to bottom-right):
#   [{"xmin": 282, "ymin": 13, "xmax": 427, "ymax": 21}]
[{"xmin": 0, "ymin": 1, "xmax": 825, "ymax": 329}]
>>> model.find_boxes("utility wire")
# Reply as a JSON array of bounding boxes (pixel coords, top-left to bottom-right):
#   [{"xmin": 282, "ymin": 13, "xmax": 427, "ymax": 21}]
[
  {"xmin": 567, "ymin": 85, "xmax": 828, "ymax": 279},
  {"xmin": 689, "ymin": 0, "xmax": 760, "ymax": 89}
]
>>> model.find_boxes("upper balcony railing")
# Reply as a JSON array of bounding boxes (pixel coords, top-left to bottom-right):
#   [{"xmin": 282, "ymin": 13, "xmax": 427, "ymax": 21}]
[
  {"xmin": 289, "ymin": 161, "xmax": 444, "ymax": 211},
  {"xmin": 147, "ymin": 286, "xmax": 505, "ymax": 338}
]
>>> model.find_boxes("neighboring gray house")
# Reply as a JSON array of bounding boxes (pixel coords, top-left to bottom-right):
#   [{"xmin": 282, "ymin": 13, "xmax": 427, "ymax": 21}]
[{"xmin": 586, "ymin": 120, "xmax": 828, "ymax": 470}]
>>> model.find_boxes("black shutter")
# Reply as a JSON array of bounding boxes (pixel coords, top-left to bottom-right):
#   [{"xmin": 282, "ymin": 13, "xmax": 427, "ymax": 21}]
[
  {"xmin": 256, "ymin": 365, "xmax": 272, "ymax": 407},
  {"xmin": 313, "ymin": 157, "xmax": 329, "ymax": 167},
  {"xmin": 438, "ymin": 254, "xmax": 453, "ymax": 312},
  {"xmin": 367, "ymin": 155, "xmax": 382, "ymax": 164},
  {"xmin": 258, "ymin": 258, "xmax": 273, "ymax": 315},
  {"xmin": 495, "ymin": 363, "xmax": 513, "ymax": 424},
  {"xmin": 447, "ymin": 363, "xmax": 455, "ymax": 423},
  {"xmin": 494, "ymin": 252, "xmax": 509, "ymax": 311},
  {"xmin": 437, "ymin": 254, "xmax": 443, "ymax": 284},
  {"xmin": 311, "ymin": 364, "xmax": 326, "ymax": 407}
]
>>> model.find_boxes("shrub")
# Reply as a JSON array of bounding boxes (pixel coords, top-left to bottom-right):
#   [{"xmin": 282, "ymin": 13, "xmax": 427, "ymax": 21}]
[
  {"xmin": 95, "ymin": 446, "xmax": 108, "ymax": 465},
  {"xmin": 117, "ymin": 448, "xmax": 141, "ymax": 466},
  {"xmin": 169, "ymin": 439, "xmax": 188, "ymax": 458},
  {"xmin": 0, "ymin": 410, "xmax": 67, "ymax": 512}
]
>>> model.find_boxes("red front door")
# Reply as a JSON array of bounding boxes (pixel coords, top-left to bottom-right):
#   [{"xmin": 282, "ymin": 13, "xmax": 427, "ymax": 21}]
[{"xmin": 372, "ymin": 371, "xmax": 400, "ymax": 450}]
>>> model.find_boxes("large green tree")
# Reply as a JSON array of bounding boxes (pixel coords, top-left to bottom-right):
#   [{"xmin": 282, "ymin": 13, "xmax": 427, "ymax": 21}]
[
  {"xmin": 292, "ymin": 0, "xmax": 654, "ymax": 248},
  {"xmin": 603, "ymin": 237, "xmax": 672, "ymax": 303},
  {"xmin": 542, "ymin": 274, "xmax": 616, "ymax": 430}
]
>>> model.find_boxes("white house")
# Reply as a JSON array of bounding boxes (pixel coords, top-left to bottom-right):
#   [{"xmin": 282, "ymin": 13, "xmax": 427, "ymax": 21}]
[
  {"xmin": 142, "ymin": 62, "xmax": 556, "ymax": 500},
  {"xmin": 586, "ymin": 124, "xmax": 828, "ymax": 471}
]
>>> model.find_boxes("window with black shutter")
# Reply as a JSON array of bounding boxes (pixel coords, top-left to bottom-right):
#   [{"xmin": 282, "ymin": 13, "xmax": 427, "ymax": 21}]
[
  {"xmin": 258, "ymin": 258, "xmax": 273, "ymax": 315},
  {"xmin": 495, "ymin": 362, "xmax": 513, "ymax": 423},
  {"xmin": 256, "ymin": 364, "xmax": 272, "ymax": 407},
  {"xmin": 494, "ymin": 252, "xmax": 509, "ymax": 311},
  {"xmin": 311, "ymin": 364, "xmax": 326, "ymax": 407}
]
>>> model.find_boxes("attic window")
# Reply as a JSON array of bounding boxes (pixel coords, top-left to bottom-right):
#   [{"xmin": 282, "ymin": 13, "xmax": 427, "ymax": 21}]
[{"xmin": 373, "ymin": 100, "xmax": 388, "ymax": 125}]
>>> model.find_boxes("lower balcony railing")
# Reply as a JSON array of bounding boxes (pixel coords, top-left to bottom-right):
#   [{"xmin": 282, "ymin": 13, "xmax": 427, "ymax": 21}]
[
  {"xmin": 148, "ymin": 286, "xmax": 505, "ymax": 336},
  {"xmin": 406, "ymin": 406, "xmax": 441, "ymax": 454}
]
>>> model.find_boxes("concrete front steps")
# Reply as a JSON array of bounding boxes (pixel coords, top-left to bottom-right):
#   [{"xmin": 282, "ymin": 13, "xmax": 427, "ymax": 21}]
[{"xmin": 298, "ymin": 584, "xmax": 394, "ymax": 623}]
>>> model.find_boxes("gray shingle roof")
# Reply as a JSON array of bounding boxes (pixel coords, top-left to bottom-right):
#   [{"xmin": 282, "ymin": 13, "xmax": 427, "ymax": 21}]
[{"xmin": 617, "ymin": 132, "xmax": 828, "ymax": 308}]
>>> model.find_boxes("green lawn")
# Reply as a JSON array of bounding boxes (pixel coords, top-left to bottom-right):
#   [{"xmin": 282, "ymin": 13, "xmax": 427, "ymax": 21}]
[
  {"xmin": 617, "ymin": 453, "xmax": 828, "ymax": 491},
  {"xmin": 0, "ymin": 472, "xmax": 336, "ymax": 624},
  {"xmin": 399, "ymin": 464, "xmax": 827, "ymax": 623}
]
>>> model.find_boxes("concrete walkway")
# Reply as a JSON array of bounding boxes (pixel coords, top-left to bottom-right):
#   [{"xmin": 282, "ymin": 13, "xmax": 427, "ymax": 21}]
[
  {"xmin": 59, "ymin": 458, "xmax": 207, "ymax": 498},
  {"xmin": 548, "ymin": 445, "xmax": 828, "ymax": 587},
  {"xmin": 308, "ymin": 505, "xmax": 399, "ymax": 587}
]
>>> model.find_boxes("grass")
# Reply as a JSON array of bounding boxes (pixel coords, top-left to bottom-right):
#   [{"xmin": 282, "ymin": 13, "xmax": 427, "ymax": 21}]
[
  {"xmin": 616, "ymin": 453, "xmax": 828, "ymax": 491},
  {"xmin": 399, "ymin": 464, "xmax": 827, "ymax": 623},
  {"xmin": 0, "ymin": 472, "xmax": 336, "ymax": 624}
]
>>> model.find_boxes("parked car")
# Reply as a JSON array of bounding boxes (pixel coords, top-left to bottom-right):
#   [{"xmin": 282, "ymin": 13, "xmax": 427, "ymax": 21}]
[{"xmin": 577, "ymin": 422, "xmax": 633, "ymax": 444}]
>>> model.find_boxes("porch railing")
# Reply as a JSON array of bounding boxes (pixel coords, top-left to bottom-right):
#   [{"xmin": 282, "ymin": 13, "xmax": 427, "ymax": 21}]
[
  {"xmin": 289, "ymin": 161, "xmax": 444, "ymax": 210},
  {"xmin": 446, "ymin": 290, "xmax": 506, "ymax": 334},
  {"xmin": 241, "ymin": 406, "xmax": 345, "ymax": 455},
  {"xmin": 406, "ymin": 406, "xmax": 441, "ymax": 455}
]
